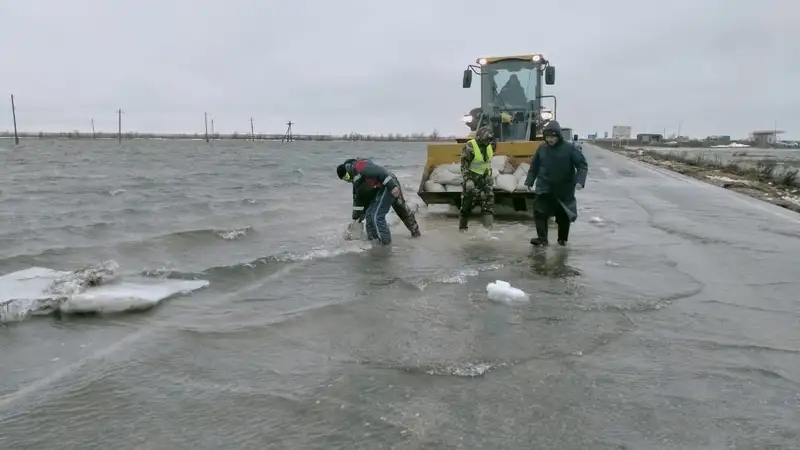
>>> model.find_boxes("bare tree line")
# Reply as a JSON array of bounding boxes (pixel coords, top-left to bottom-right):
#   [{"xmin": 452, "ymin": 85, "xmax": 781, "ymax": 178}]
[{"xmin": 4, "ymin": 95, "xmax": 452, "ymax": 143}]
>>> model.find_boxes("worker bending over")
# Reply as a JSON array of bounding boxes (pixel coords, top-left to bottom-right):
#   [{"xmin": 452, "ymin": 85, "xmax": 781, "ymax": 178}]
[{"xmin": 337, "ymin": 158, "xmax": 421, "ymax": 245}]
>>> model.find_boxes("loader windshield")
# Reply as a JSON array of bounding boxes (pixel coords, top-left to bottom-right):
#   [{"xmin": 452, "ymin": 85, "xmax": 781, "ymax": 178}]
[
  {"xmin": 479, "ymin": 59, "xmax": 540, "ymax": 141},
  {"xmin": 481, "ymin": 60, "xmax": 538, "ymax": 112}
]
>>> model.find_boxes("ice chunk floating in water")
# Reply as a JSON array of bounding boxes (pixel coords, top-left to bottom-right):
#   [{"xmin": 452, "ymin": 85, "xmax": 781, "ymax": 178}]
[
  {"xmin": 0, "ymin": 263, "xmax": 209, "ymax": 323},
  {"xmin": 60, "ymin": 279, "xmax": 210, "ymax": 314},
  {"xmin": 486, "ymin": 280, "xmax": 529, "ymax": 304}
]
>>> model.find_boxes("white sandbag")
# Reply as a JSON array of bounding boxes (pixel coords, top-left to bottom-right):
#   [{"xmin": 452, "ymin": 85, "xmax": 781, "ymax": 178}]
[
  {"xmin": 445, "ymin": 185, "xmax": 462, "ymax": 192},
  {"xmin": 515, "ymin": 177, "xmax": 529, "ymax": 191},
  {"xmin": 513, "ymin": 163, "xmax": 530, "ymax": 180},
  {"xmin": 443, "ymin": 174, "xmax": 464, "ymax": 186},
  {"xmin": 424, "ymin": 180, "xmax": 446, "ymax": 192},
  {"xmin": 432, "ymin": 163, "xmax": 460, "ymax": 176},
  {"xmin": 429, "ymin": 170, "xmax": 462, "ymax": 185},
  {"xmin": 495, "ymin": 174, "xmax": 516, "ymax": 193},
  {"xmin": 491, "ymin": 155, "xmax": 515, "ymax": 174},
  {"xmin": 490, "ymin": 155, "xmax": 508, "ymax": 172}
]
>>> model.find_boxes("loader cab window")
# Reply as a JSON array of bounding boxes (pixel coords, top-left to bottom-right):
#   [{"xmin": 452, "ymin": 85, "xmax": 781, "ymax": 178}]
[{"xmin": 481, "ymin": 60, "xmax": 538, "ymax": 113}]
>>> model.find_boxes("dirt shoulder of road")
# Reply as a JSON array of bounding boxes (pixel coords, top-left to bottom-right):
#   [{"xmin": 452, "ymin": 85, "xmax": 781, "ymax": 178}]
[{"xmin": 592, "ymin": 142, "xmax": 800, "ymax": 214}]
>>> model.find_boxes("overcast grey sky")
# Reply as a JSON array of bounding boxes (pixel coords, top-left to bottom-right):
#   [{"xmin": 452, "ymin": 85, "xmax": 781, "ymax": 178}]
[{"xmin": 1, "ymin": 0, "xmax": 797, "ymax": 138}]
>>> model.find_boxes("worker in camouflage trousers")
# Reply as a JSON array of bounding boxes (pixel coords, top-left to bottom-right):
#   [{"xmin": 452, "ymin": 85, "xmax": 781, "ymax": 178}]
[{"xmin": 459, "ymin": 126, "xmax": 496, "ymax": 231}]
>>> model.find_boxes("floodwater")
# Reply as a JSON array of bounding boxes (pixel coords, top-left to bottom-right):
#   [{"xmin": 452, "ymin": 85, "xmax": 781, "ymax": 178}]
[{"xmin": 1, "ymin": 139, "xmax": 799, "ymax": 449}]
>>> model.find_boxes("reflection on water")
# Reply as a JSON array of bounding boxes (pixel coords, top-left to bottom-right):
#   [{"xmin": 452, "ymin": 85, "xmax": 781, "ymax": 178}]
[{"xmin": 530, "ymin": 247, "xmax": 582, "ymax": 278}]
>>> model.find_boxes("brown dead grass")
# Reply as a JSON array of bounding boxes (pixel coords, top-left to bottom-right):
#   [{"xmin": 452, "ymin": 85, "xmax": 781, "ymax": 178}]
[{"xmin": 597, "ymin": 144, "xmax": 800, "ymax": 214}]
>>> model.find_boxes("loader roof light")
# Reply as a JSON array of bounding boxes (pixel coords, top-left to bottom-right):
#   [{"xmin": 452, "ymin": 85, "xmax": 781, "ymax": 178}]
[
  {"xmin": 478, "ymin": 58, "xmax": 487, "ymax": 66},
  {"xmin": 532, "ymin": 54, "xmax": 543, "ymax": 62},
  {"xmin": 462, "ymin": 115, "xmax": 473, "ymax": 123}
]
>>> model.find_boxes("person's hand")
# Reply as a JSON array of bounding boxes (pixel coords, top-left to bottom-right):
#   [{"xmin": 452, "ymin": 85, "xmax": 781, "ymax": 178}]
[
  {"xmin": 464, "ymin": 180, "xmax": 475, "ymax": 191},
  {"xmin": 576, "ymin": 183, "xmax": 584, "ymax": 190},
  {"xmin": 391, "ymin": 186, "xmax": 401, "ymax": 197}
]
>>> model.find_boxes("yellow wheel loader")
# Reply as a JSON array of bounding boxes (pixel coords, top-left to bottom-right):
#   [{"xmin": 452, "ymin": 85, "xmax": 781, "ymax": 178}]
[{"xmin": 416, "ymin": 54, "xmax": 558, "ymax": 216}]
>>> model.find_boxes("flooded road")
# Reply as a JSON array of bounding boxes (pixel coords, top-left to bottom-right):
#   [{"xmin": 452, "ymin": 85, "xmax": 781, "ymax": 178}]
[{"xmin": 1, "ymin": 140, "xmax": 798, "ymax": 449}]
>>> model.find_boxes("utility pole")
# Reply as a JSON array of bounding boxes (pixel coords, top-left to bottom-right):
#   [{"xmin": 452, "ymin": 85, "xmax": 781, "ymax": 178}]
[
  {"xmin": 282, "ymin": 120, "xmax": 293, "ymax": 143},
  {"xmin": 204, "ymin": 112, "xmax": 209, "ymax": 143},
  {"xmin": 250, "ymin": 117, "xmax": 255, "ymax": 141},
  {"xmin": 117, "ymin": 109, "xmax": 123, "ymax": 143},
  {"xmin": 211, "ymin": 118, "xmax": 215, "ymax": 137},
  {"xmin": 91, "ymin": 118, "xmax": 96, "ymax": 139},
  {"xmin": 10, "ymin": 94, "xmax": 19, "ymax": 145}
]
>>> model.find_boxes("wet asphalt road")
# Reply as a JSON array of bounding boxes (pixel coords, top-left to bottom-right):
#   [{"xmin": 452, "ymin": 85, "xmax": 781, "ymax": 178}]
[{"xmin": 1, "ymin": 140, "xmax": 798, "ymax": 449}]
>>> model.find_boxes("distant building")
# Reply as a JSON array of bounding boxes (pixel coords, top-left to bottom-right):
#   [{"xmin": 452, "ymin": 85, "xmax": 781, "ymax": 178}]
[
  {"xmin": 706, "ymin": 135, "xmax": 731, "ymax": 144},
  {"xmin": 750, "ymin": 130, "xmax": 784, "ymax": 147},
  {"xmin": 636, "ymin": 133, "xmax": 663, "ymax": 144}
]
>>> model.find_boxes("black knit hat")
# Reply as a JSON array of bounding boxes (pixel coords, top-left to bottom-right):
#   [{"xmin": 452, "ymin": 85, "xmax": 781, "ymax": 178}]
[{"xmin": 336, "ymin": 163, "xmax": 347, "ymax": 180}]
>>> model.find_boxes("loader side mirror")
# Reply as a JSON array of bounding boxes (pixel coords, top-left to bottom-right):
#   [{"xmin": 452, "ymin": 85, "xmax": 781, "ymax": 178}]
[
  {"xmin": 462, "ymin": 69, "xmax": 472, "ymax": 88},
  {"xmin": 573, "ymin": 134, "xmax": 579, "ymax": 141},
  {"xmin": 545, "ymin": 66, "xmax": 555, "ymax": 85}
]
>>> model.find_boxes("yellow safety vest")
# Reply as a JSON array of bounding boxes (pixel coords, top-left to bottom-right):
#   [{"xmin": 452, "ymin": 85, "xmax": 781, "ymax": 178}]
[{"xmin": 468, "ymin": 139, "xmax": 493, "ymax": 174}]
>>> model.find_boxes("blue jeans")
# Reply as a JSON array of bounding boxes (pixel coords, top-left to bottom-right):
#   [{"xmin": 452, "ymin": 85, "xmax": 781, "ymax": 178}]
[{"xmin": 364, "ymin": 188, "xmax": 394, "ymax": 245}]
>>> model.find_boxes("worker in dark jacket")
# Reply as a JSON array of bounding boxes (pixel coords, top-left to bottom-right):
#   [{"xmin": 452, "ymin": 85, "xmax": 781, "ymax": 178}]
[
  {"xmin": 337, "ymin": 158, "xmax": 420, "ymax": 245},
  {"xmin": 524, "ymin": 120, "xmax": 588, "ymax": 246}
]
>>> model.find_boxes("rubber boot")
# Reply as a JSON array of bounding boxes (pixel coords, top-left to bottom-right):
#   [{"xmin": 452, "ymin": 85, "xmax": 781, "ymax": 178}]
[
  {"xmin": 530, "ymin": 218, "xmax": 549, "ymax": 246},
  {"xmin": 482, "ymin": 214, "xmax": 494, "ymax": 230},
  {"xmin": 458, "ymin": 214, "xmax": 469, "ymax": 231},
  {"xmin": 557, "ymin": 222, "xmax": 570, "ymax": 246}
]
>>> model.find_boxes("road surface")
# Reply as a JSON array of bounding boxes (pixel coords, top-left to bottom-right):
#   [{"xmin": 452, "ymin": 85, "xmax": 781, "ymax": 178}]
[{"xmin": 0, "ymin": 140, "xmax": 798, "ymax": 449}]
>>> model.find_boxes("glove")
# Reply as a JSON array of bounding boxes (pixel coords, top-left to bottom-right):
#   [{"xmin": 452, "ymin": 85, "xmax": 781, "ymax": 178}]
[
  {"xmin": 464, "ymin": 180, "xmax": 475, "ymax": 191},
  {"xmin": 352, "ymin": 210, "xmax": 365, "ymax": 221},
  {"xmin": 390, "ymin": 186, "xmax": 401, "ymax": 198},
  {"xmin": 576, "ymin": 183, "xmax": 584, "ymax": 190}
]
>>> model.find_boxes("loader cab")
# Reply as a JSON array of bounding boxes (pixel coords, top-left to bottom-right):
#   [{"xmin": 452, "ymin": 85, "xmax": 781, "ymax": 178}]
[{"xmin": 462, "ymin": 54, "xmax": 556, "ymax": 143}]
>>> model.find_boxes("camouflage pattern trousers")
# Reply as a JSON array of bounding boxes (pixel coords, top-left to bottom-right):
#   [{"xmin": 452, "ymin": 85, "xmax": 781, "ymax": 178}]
[
  {"xmin": 391, "ymin": 183, "xmax": 421, "ymax": 237},
  {"xmin": 459, "ymin": 172, "xmax": 495, "ymax": 218}
]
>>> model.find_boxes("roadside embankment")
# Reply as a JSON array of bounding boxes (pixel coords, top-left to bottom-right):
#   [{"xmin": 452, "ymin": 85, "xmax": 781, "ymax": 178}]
[{"xmin": 592, "ymin": 141, "xmax": 800, "ymax": 214}]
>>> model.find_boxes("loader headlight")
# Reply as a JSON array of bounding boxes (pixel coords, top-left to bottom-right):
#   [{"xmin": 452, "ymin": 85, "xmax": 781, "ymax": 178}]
[
  {"xmin": 478, "ymin": 58, "xmax": 487, "ymax": 66},
  {"xmin": 532, "ymin": 54, "xmax": 542, "ymax": 62},
  {"xmin": 540, "ymin": 111, "xmax": 554, "ymax": 121},
  {"xmin": 462, "ymin": 115, "xmax": 473, "ymax": 123}
]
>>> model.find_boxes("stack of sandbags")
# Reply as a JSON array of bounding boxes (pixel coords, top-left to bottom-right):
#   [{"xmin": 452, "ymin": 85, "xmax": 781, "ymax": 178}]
[
  {"xmin": 424, "ymin": 163, "xmax": 462, "ymax": 192},
  {"xmin": 424, "ymin": 157, "xmax": 534, "ymax": 194}
]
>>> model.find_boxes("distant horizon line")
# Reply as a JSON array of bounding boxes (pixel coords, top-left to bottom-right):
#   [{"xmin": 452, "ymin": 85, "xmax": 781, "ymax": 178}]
[{"xmin": 0, "ymin": 130, "xmax": 458, "ymax": 142}]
